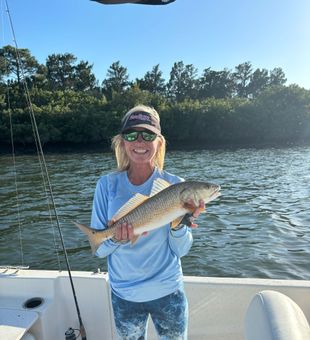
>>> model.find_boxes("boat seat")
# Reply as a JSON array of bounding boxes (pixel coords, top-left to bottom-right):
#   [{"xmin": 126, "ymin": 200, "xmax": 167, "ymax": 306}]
[
  {"xmin": 244, "ymin": 290, "xmax": 310, "ymax": 340},
  {"xmin": 0, "ymin": 307, "xmax": 38, "ymax": 340}
]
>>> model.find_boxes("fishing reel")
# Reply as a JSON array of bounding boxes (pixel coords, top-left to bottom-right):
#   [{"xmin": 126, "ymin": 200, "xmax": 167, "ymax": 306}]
[{"xmin": 65, "ymin": 327, "xmax": 78, "ymax": 340}]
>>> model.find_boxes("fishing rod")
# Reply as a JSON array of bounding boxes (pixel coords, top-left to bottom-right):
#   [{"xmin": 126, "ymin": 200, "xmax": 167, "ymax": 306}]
[{"xmin": 4, "ymin": 1, "xmax": 87, "ymax": 338}]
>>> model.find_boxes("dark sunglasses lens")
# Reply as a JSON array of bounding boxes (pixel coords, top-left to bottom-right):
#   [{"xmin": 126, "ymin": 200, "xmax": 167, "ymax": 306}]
[
  {"xmin": 142, "ymin": 132, "xmax": 157, "ymax": 141},
  {"xmin": 122, "ymin": 130, "xmax": 157, "ymax": 142},
  {"xmin": 123, "ymin": 131, "xmax": 138, "ymax": 141}
]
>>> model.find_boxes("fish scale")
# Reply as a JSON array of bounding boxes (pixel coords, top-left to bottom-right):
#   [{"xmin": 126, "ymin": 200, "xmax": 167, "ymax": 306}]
[{"xmin": 75, "ymin": 180, "xmax": 221, "ymax": 253}]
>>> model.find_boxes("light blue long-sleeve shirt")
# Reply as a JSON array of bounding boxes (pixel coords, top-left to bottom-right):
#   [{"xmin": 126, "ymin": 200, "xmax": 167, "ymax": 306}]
[{"xmin": 90, "ymin": 168, "xmax": 193, "ymax": 302}]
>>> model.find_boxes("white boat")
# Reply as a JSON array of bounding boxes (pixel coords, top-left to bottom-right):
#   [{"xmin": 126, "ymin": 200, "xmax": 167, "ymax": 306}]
[
  {"xmin": 1, "ymin": 2, "xmax": 309, "ymax": 339},
  {"xmin": 1, "ymin": 269, "xmax": 310, "ymax": 339}
]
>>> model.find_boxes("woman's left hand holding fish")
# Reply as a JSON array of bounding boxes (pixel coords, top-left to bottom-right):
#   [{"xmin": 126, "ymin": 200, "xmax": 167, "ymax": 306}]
[
  {"xmin": 178, "ymin": 199, "xmax": 205, "ymax": 229},
  {"xmin": 189, "ymin": 199, "xmax": 205, "ymax": 228},
  {"xmin": 191, "ymin": 199, "xmax": 205, "ymax": 228}
]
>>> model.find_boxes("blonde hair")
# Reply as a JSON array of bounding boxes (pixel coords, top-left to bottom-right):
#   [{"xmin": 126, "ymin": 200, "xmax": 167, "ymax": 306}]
[{"xmin": 112, "ymin": 105, "xmax": 166, "ymax": 171}]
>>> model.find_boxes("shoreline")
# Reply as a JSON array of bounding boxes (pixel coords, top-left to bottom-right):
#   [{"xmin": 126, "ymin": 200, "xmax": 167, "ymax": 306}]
[{"xmin": 0, "ymin": 140, "xmax": 309, "ymax": 155}]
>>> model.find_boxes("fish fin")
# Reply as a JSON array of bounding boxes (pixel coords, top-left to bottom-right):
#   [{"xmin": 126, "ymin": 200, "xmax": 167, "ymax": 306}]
[
  {"xmin": 73, "ymin": 221, "xmax": 104, "ymax": 254},
  {"xmin": 171, "ymin": 216, "xmax": 185, "ymax": 229},
  {"xmin": 130, "ymin": 234, "xmax": 141, "ymax": 245},
  {"xmin": 112, "ymin": 193, "xmax": 149, "ymax": 221},
  {"xmin": 150, "ymin": 178, "xmax": 171, "ymax": 196}
]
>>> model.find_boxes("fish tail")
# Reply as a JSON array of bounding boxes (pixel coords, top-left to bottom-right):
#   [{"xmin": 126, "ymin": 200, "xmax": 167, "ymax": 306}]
[{"xmin": 73, "ymin": 221, "xmax": 112, "ymax": 254}]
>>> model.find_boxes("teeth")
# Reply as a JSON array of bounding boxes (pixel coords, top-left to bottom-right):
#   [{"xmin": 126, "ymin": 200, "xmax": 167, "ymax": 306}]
[{"xmin": 134, "ymin": 149, "xmax": 147, "ymax": 154}]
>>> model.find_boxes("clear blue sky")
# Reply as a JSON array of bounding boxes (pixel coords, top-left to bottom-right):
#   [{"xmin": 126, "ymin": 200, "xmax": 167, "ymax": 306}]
[{"xmin": 1, "ymin": 0, "xmax": 310, "ymax": 89}]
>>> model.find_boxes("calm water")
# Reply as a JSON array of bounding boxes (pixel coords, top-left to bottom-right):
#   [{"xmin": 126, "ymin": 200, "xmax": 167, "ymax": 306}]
[{"xmin": 0, "ymin": 147, "xmax": 309, "ymax": 280}]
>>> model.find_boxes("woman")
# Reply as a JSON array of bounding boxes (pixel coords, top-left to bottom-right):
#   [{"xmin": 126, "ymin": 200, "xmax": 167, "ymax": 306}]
[{"xmin": 91, "ymin": 105, "xmax": 204, "ymax": 339}]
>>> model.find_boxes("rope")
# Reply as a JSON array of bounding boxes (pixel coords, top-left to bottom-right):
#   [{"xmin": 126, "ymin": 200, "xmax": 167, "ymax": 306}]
[
  {"xmin": 2, "ymin": 0, "xmax": 24, "ymax": 266},
  {"xmin": 1, "ymin": 0, "xmax": 61, "ymax": 271},
  {"xmin": 4, "ymin": 1, "xmax": 87, "ymax": 338},
  {"xmin": 7, "ymin": 88, "xmax": 24, "ymax": 266}
]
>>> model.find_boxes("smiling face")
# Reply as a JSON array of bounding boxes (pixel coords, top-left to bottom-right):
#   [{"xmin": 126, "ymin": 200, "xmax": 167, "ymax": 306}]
[{"xmin": 122, "ymin": 127, "xmax": 160, "ymax": 167}]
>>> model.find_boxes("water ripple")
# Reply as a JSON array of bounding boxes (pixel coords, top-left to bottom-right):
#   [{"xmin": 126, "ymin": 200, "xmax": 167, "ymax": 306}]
[{"xmin": 0, "ymin": 146, "xmax": 309, "ymax": 279}]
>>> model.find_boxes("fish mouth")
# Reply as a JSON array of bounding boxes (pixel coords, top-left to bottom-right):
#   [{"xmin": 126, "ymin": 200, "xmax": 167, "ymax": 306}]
[{"xmin": 209, "ymin": 185, "xmax": 221, "ymax": 201}]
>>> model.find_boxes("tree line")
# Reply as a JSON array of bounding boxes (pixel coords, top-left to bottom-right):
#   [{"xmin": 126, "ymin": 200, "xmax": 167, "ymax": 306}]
[{"xmin": 0, "ymin": 45, "xmax": 309, "ymax": 149}]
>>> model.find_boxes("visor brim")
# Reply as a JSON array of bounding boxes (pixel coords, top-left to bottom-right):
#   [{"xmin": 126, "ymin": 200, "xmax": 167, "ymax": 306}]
[{"xmin": 121, "ymin": 124, "xmax": 161, "ymax": 135}]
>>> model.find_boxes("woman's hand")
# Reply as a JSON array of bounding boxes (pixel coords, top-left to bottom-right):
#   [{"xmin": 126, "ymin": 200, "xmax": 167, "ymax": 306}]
[
  {"xmin": 186, "ymin": 199, "xmax": 205, "ymax": 228},
  {"xmin": 114, "ymin": 222, "xmax": 134, "ymax": 242},
  {"xmin": 108, "ymin": 220, "xmax": 148, "ymax": 243}
]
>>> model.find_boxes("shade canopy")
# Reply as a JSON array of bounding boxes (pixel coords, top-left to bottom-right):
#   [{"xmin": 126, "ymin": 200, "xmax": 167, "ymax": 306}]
[{"xmin": 92, "ymin": 0, "xmax": 175, "ymax": 5}]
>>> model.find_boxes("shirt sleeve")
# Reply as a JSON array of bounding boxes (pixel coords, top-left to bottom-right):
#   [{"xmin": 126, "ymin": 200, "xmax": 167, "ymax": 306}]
[
  {"xmin": 168, "ymin": 226, "xmax": 193, "ymax": 258},
  {"xmin": 91, "ymin": 176, "xmax": 120, "ymax": 258}
]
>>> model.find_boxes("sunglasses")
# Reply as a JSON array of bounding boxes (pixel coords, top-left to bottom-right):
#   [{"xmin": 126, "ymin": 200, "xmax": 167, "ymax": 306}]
[{"xmin": 122, "ymin": 130, "xmax": 157, "ymax": 142}]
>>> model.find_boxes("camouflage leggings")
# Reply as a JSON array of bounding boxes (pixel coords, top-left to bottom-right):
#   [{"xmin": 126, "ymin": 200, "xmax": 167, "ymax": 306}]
[{"xmin": 111, "ymin": 289, "xmax": 188, "ymax": 340}]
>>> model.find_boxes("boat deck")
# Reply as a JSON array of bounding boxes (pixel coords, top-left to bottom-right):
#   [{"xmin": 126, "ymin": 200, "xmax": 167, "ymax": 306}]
[{"xmin": 0, "ymin": 270, "xmax": 309, "ymax": 339}]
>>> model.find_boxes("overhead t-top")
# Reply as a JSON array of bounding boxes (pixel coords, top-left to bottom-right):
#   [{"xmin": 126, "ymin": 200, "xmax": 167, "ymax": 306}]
[{"xmin": 92, "ymin": 0, "xmax": 175, "ymax": 5}]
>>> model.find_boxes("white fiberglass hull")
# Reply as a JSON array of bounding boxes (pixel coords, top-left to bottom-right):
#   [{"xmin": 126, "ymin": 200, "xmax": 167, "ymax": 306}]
[{"xmin": 0, "ymin": 269, "xmax": 309, "ymax": 340}]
